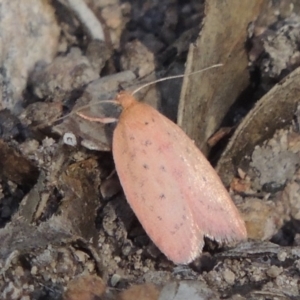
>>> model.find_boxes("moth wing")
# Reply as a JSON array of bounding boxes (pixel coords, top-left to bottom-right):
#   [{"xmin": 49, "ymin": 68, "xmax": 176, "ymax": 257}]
[{"xmin": 113, "ymin": 101, "xmax": 245, "ymax": 264}]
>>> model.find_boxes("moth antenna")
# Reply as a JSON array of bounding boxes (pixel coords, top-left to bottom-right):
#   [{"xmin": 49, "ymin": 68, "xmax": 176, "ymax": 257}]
[
  {"xmin": 39, "ymin": 99, "xmax": 119, "ymax": 128},
  {"xmin": 132, "ymin": 63, "xmax": 223, "ymax": 95},
  {"xmin": 37, "ymin": 64, "xmax": 222, "ymax": 127}
]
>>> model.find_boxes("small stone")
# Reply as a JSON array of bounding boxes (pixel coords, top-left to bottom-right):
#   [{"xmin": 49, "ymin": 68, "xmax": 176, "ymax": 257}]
[
  {"xmin": 15, "ymin": 266, "xmax": 24, "ymax": 277},
  {"xmin": 223, "ymin": 269, "xmax": 236, "ymax": 285},
  {"xmin": 159, "ymin": 281, "xmax": 218, "ymax": 300},
  {"xmin": 74, "ymin": 250, "xmax": 88, "ymax": 263},
  {"xmin": 134, "ymin": 261, "xmax": 142, "ymax": 270},
  {"xmin": 111, "ymin": 273, "xmax": 121, "ymax": 287},
  {"xmin": 101, "ymin": 5, "xmax": 122, "ymax": 29},
  {"xmin": 277, "ymin": 250, "xmax": 287, "ymax": 262},
  {"xmin": 31, "ymin": 266, "xmax": 38, "ymax": 275},
  {"xmin": 63, "ymin": 132, "xmax": 77, "ymax": 147},
  {"xmin": 266, "ymin": 265, "xmax": 283, "ymax": 278},
  {"xmin": 114, "ymin": 256, "xmax": 121, "ymax": 263},
  {"xmin": 120, "ymin": 40, "xmax": 155, "ymax": 78},
  {"xmin": 122, "ymin": 240, "xmax": 133, "ymax": 256},
  {"xmin": 295, "ymin": 260, "xmax": 300, "ymax": 271},
  {"xmin": 86, "ymin": 261, "xmax": 95, "ymax": 273}
]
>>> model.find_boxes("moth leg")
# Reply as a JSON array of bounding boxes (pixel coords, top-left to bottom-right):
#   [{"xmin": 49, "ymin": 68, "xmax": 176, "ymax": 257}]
[{"xmin": 76, "ymin": 112, "xmax": 118, "ymax": 124}]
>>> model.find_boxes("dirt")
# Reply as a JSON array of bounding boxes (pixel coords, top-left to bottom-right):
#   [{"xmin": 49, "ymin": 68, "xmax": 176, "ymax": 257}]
[{"xmin": 1, "ymin": 0, "xmax": 300, "ymax": 299}]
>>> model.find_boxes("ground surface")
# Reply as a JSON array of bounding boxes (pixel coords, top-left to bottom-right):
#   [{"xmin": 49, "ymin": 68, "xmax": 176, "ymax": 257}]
[{"xmin": 1, "ymin": 0, "xmax": 300, "ymax": 299}]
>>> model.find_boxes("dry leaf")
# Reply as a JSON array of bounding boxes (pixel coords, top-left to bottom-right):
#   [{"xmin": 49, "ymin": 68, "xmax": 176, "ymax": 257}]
[
  {"xmin": 217, "ymin": 66, "xmax": 300, "ymax": 186},
  {"xmin": 178, "ymin": 0, "xmax": 265, "ymax": 155}
]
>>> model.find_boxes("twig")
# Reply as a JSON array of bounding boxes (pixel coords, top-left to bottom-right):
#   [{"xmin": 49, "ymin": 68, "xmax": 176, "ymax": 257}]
[{"xmin": 61, "ymin": 0, "xmax": 105, "ymax": 41}]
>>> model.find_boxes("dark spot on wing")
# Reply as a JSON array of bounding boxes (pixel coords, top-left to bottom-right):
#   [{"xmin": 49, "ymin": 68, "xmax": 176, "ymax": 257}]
[
  {"xmin": 160, "ymin": 165, "xmax": 166, "ymax": 172},
  {"xmin": 129, "ymin": 171, "xmax": 138, "ymax": 181},
  {"xmin": 130, "ymin": 153, "xmax": 136, "ymax": 159},
  {"xmin": 174, "ymin": 222, "xmax": 183, "ymax": 230},
  {"xmin": 173, "ymin": 168, "xmax": 183, "ymax": 178},
  {"xmin": 159, "ymin": 193, "xmax": 166, "ymax": 200},
  {"xmin": 139, "ymin": 180, "xmax": 146, "ymax": 188},
  {"xmin": 186, "ymin": 146, "xmax": 191, "ymax": 154},
  {"xmin": 157, "ymin": 146, "xmax": 163, "ymax": 154},
  {"xmin": 157, "ymin": 142, "xmax": 172, "ymax": 154}
]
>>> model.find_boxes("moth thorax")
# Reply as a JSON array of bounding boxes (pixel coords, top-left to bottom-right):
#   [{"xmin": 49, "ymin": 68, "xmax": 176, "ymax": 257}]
[{"xmin": 116, "ymin": 91, "xmax": 136, "ymax": 109}]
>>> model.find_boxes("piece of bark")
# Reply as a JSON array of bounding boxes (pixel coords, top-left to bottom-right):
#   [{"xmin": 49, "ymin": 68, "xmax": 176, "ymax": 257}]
[
  {"xmin": 0, "ymin": 139, "xmax": 39, "ymax": 187},
  {"xmin": 0, "ymin": 0, "xmax": 59, "ymax": 111},
  {"xmin": 63, "ymin": 274, "xmax": 106, "ymax": 300},
  {"xmin": 217, "ymin": 66, "xmax": 300, "ymax": 186},
  {"xmin": 178, "ymin": 0, "xmax": 265, "ymax": 155}
]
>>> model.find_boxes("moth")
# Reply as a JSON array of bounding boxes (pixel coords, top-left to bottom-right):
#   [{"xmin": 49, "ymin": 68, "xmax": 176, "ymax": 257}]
[{"xmin": 79, "ymin": 90, "xmax": 247, "ymax": 264}]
